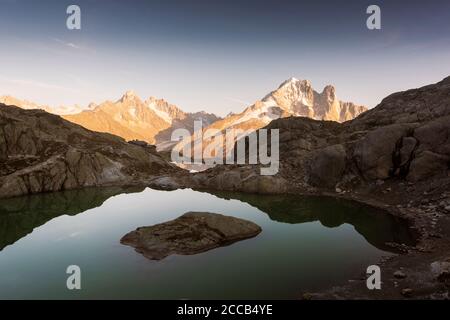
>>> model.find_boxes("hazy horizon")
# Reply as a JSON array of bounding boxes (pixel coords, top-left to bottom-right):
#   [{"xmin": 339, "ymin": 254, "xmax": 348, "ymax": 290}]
[{"xmin": 1, "ymin": 0, "xmax": 450, "ymax": 116}]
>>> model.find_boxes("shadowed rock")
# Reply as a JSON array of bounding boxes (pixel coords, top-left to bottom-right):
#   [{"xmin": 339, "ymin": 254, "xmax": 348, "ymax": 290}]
[{"xmin": 120, "ymin": 212, "xmax": 262, "ymax": 260}]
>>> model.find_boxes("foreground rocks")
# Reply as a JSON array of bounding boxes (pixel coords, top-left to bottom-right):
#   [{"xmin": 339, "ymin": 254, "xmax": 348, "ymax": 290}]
[
  {"xmin": 120, "ymin": 212, "xmax": 262, "ymax": 260},
  {"xmin": 0, "ymin": 104, "xmax": 182, "ymax": 199}
]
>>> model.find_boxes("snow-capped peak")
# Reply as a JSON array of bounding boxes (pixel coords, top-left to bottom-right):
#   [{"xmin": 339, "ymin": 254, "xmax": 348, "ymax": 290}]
[
  {"xmin": 120, "ymin": 90, "xmax": 139, "ymax": 102},
  {"xmin": 278, "ymin": 77, "xmax": 299, "ymax": 87},
  {"xmin": 146, "ymin": 100, "xmax": 174, "ymax": 124},
  {"xmin": 223, "ymin": 77, "xmax": 366, "ymax": 129}
]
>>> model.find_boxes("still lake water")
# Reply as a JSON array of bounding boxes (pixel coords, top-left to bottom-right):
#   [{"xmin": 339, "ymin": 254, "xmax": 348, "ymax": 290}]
[{"xmin": 0, "ymin": 187, "xmax": 414, "ymax": 299}]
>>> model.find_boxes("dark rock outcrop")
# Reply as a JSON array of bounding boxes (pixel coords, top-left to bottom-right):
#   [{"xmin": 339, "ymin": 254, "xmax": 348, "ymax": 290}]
[
  {"xmin": 0, "ymin": 104, "xmax": 181, "ymax": 199},
  {"xmin": 185, "ymin": 76, "xmax": 450, "ymax": 194},
  {"xmin": 307, "ymin": 144, "xmax": 346, "ymax": 188},
  {"xmin": 120, "ymin": 212, "xmax": 262, "ymax": 260}
]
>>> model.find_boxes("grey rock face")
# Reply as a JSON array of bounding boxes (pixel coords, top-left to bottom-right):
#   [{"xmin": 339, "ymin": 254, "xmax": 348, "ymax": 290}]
[
  {"xmin": 187, "ymin": 165, "xmax": 289, "ymax": 194},
  {"xmin": 430, "ymin": 260, "xmax": 450, "ymax": 283},
  {"xmin": 0, "ymin": 104, "xmax": 180, "ymax": 199},
  {"xmin": 307, "ymin": 144, "xmax": 346, "ymax": 188},
  {"xmin": 408, "ymin": 151, "xmax": 448, "ymax": 182},
  {"xmin": 353, "ymin": 123, "xmax": 417, "ymax": 180},
  {"xmin": 120, "ymin": 212, "xmax": 262, "ymax": 260}
]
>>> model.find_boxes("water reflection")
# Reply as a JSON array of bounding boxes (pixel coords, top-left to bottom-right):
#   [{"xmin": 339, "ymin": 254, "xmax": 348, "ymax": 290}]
[
  {"xmin": 0, "ymin": 186, "xmax": 144, "ymax": 251},
  {"xmin": 208, "ymin": 191, "xmax": 416, "ymax": 252},
  {"xmin": 0, "ymin": 187, "xmax": 419, "ymax": 299},
  {"xmin": 0, "ymin": 187, "xmax": 415, "ymax": 254}
]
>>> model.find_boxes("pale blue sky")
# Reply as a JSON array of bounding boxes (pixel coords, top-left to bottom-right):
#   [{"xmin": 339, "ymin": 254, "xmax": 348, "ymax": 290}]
[{"xmin": 0, "ymin": 0, "xmax": 449, "ymax": 116}]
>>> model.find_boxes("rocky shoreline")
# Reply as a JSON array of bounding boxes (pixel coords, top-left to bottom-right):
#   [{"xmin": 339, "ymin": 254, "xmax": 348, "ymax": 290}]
[{"xmin": 308, "ymin": 184, "xmax": 450, "ymax": 299}]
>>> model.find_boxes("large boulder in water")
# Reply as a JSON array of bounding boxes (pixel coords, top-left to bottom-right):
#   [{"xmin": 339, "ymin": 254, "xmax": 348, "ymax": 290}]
[{"xmin": 120, "ymin": 212, "xmax": 262, "ymax": 260}]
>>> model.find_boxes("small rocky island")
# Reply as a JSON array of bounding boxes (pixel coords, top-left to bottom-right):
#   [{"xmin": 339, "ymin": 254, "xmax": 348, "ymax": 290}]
[{"xmin": 120, "ymin": 212, "xmax": 262, "ymax": 260}]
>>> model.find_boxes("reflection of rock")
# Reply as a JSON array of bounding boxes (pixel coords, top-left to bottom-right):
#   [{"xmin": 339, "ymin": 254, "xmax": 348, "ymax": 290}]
[
  {"xmin": 121, "ymin": 212, "xmax": 262, "ymax": 260},
  {"xmin": 0, "ymin": 186, "xmax": 143, "ymax": 251},
  {"xmin": 207, "ymin": 191, "xmax": 416, "ymax": 252}
]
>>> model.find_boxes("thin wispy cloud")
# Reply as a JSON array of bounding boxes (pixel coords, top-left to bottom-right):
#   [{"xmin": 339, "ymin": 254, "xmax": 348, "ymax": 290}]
[
  {"xmin": 225, "ymin": 97, "xmax": 252, "ymax": 106},
  {"xmin": 0, "ymin": 74, "xmax": 79, "ymax": 93},
  {"xmin": 51, "ymin": 37, "xmax": 81, "ymax": 49}
]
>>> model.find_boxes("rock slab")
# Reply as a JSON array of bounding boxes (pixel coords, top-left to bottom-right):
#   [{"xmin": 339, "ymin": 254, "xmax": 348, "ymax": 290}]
[{"xmin": 120, "ymin": 212, "xmax": 262, "ymax": 260}]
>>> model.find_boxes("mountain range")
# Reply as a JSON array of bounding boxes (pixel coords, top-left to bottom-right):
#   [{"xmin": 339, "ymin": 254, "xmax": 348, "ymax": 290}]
[
  {"xmin": 63, "ymin": 92, "xmax": 220, "ymax": 145},
  {"xmin": 0, "ymin": 95, "xmax": 92, "ymax": 115},
  {"xmin": 174, "ymin": 78, "xmax": 367, "ymax": 160},
  {"xmin": 0, "ymin": 78, "xmax": 366, "ymax": 154}
]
